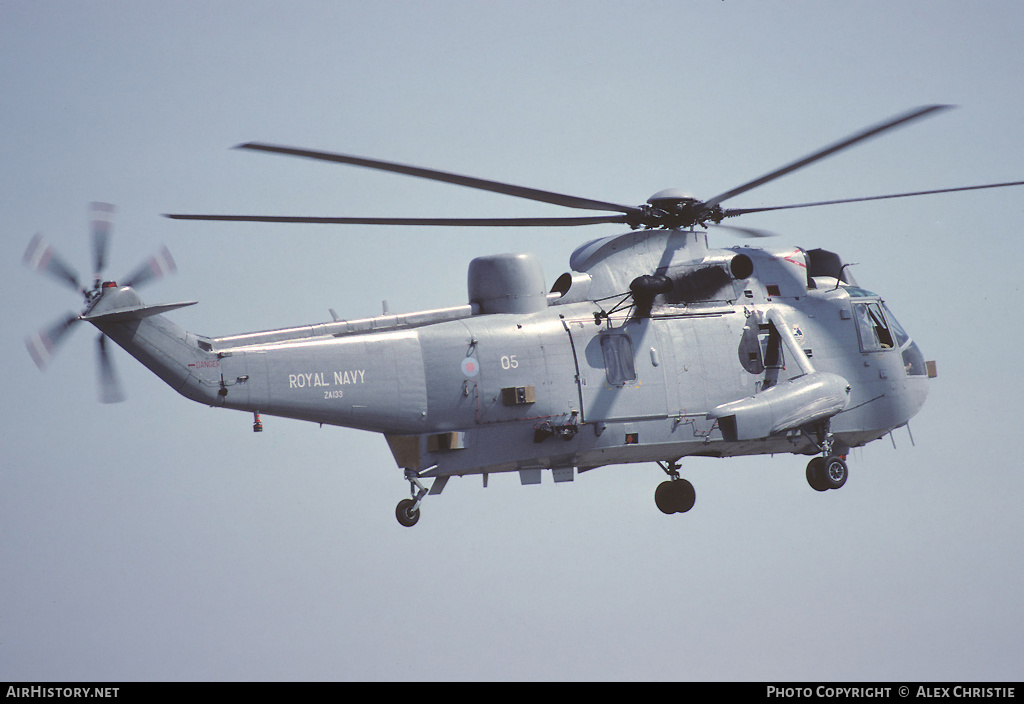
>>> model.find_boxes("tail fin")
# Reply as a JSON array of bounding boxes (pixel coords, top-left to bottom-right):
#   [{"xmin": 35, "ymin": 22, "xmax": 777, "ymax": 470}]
[{"xmin": 84, "ymin": 286, "xmax": 224, "ymax": 405}]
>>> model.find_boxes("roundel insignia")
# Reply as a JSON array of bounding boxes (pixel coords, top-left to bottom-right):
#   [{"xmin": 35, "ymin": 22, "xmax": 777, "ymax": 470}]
[{"xmin": 461, "ymin": 356, "xmax": 480, "ymax": 377}]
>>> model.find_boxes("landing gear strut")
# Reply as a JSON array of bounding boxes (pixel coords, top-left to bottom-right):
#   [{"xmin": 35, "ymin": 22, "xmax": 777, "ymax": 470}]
[
  {"xmin": 396, "ymin": 470, "xmax": 428, "ymax": 527},
  {"xmin": 654, "ymin": 460, "xmax": 696, "ymax": 515}
]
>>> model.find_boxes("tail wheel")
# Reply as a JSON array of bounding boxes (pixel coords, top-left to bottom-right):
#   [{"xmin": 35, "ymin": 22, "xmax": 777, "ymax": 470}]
[{"xmin": 395, "ymin": 498, "xmax": 420, "ymax": 527}]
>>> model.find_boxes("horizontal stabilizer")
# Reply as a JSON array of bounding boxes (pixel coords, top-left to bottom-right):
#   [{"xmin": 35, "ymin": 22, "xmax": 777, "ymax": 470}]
[{"xmin": 81, "ymin": 301, "xmax": 197, "ymax": 323}]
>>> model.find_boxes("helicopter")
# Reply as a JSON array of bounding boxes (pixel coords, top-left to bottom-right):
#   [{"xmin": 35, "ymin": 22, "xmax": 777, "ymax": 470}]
[{"xmin": 25, "ymin": 104, "xmax": 1024, "ymax": 527}]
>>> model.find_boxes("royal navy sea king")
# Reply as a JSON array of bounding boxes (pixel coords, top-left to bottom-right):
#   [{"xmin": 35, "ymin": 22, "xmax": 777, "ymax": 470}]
[{"xmin": 26, "ymin": 106, "xmax": 1024, "ymax": 526}]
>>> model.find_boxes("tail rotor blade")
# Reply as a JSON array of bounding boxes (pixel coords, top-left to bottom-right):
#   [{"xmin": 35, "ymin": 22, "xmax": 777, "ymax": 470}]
[
  {"xmin": 97, "ymin": 335, "xmax": 125, "ymax": 404},
  {"xmin": 23, "ymin": 234, "xmax": 83, "ymax": 293},
  {"xmin": 122, "ymin": 245, "xmax": 176, "ymax": 288},
  {"xmin": 90, "ymin": 202, "xmax": 115, "ymax": 277},
  {"xmin": 26, "ymin": 313, "xmax": 80, "ymax": 370}
]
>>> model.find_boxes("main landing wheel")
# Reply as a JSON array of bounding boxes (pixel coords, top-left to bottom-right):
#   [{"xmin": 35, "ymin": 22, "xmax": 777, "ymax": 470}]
[
  {"xmin": 822, "ymin": 455, "xmax": 848, "ymax": 490},
  {"xmin": 806, "ymin": 457, "xmax": 829, "ymax": 492},
  {"xmin": 395, "ymin": 498, "xmax": 421, "ymax": 527},
  {"xmin": 655, "ymin": 479, "xmax": 696, "ymax": 515},
  {"xmin": 806, "ymin": 456, "xmax": 848, "ymax": 492}
]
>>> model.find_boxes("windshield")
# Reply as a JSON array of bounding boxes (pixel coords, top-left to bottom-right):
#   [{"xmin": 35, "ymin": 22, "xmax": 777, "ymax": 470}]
[{"xmin": 882, "ymin": 303, "xmax": 926, "ymax": 376}]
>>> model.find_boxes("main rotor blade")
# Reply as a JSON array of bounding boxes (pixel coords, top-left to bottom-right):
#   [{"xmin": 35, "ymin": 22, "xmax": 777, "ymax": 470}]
[
  {"xmin": 23, "ymin": 234, "xmax": 83, "ymax": 293},
  {"xmin": 722, "ymin": 180, "xmax": 1024, "ymax": 218},
  {"xmin": 708, "ymin": 223, "xmax": 776, "ymax": 239},
  {"xmin": 26, "ymin": 312, "xmax": 80, "ymax": 370},
  {"xmin": 122, "ymin": 245, "xmax": 177, "ymax": 288},
  {"xmin": 164, "ymin": 214, "xmax": 631, "ymax": 227},
  {"xmin": 90, "ymin": 202, "xmax": 115, "ymax": 276},
  {"xmin": 97, "ymin": 334, "xmax": 125, "ymax": 404},
  {"xmin": 703, "ymin": 105, "xmax": 954, "ymax": 209},
  {"xmin": 235, "ymin": 142, "xmax": 642, "ymax": 216}
]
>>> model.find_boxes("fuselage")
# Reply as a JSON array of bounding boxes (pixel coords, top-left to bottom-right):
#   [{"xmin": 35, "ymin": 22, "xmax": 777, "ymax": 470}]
[{"xmin": 90, "ymin": 229, "xmax": 931, "ymax": 483}]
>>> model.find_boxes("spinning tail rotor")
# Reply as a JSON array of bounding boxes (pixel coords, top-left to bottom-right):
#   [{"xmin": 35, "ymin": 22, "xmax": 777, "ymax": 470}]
[{"xmin": 23, "ymin": 203, "xmax": 177, "ymax": 403}]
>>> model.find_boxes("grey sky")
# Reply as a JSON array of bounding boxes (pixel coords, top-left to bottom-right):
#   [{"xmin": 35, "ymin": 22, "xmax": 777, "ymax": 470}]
[{"xmin": 2, "ymin": 1, "xmax": 1022, "ymax": 681}]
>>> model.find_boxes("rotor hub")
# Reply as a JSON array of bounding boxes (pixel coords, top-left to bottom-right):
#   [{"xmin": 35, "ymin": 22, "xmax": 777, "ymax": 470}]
[{"xmin": 638, "ymin": 189, "xmax": 723, "ymax": 230}]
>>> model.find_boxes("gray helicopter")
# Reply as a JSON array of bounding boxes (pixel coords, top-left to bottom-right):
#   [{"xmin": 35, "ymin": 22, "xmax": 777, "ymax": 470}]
[{"xmin": 26, "ymin": 105, "xmax": 1024, "ymax": 526}]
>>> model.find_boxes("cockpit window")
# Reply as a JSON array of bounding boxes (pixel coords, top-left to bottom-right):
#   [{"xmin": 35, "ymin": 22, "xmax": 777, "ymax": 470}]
[
  {"xmin": 883, "ymin": 304, "xmax": 910, "ymax": 348},
  {"xmin": 883, "ymin": 304, "xmax": 926, "ymax": 375},
  {"xmin": 901, "ymin": 342, "xmax": 927, "ymax": 376},
  {"xmin": 853, "ymin": 301, "xmax": 894, "ymax": 352}
]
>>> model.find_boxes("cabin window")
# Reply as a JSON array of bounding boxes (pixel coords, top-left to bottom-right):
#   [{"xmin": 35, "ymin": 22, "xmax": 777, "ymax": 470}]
[
  {"xmin": 853, "ymin": 302, "xmax": 894, "ymax": 352},
  {"xmin": 601, "ymin": 334, "xmax": 636, "ymax": 386}
]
